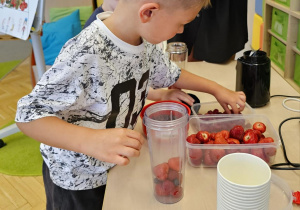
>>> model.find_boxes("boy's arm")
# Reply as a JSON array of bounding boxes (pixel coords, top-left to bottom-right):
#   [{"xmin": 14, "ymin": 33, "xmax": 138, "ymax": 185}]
[
  {"xmin": 147, "ymin": 88, "xmax": 194, "ymax": 106},
  {"xmin": 172, "ymin": 69, "xmax": 246, "ymax": 113},
  {"xmin": 16, "ymin": 117, "xmax": 144, "ymax": 166}
]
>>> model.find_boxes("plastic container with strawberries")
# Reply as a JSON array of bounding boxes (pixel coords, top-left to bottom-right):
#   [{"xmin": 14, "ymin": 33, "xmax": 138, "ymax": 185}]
[
  {"xmin": 186, "ymin": 114, "xmax": 280, "ymax": 167},
  {"xmin": 191, "ymin": 101, "xmax": 255, "ymax": 116}
]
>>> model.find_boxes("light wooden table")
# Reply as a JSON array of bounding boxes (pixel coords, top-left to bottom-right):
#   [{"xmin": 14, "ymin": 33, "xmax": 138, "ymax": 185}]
[{"xmin": 103, "ymin": 61, "xmax": 300, "ymax": 210}]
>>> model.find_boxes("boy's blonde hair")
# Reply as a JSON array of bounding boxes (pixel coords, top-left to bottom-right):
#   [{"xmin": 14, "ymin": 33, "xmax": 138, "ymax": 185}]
[
  {"xmin": 164, "ymin": 0, "xmax": 211, "ymax": 9},
  {"xmin": 123, "ymin": 0, "xmax": 211, "ymax": 9}
]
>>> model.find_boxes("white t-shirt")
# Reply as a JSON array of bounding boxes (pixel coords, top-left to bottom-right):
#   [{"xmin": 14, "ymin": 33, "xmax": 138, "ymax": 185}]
[{"xmin": 15, "ymin": 12, "xmax": 180, "ymax": 190}]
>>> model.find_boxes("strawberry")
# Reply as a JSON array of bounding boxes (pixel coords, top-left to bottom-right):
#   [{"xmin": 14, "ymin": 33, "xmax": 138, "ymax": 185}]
[
  {"xmin": 203, "ymin": 150, "xmax": 215, "ymax": 166},
  {"xmin": 186, "ymin": 134, "xmax": 200, "ymax": 144},
  {"xmin": 168, "ymin": 157, "xmax": 181, "ymax": 172},
  {"xmin": 189, "ymin": 157, "xmax": 202, "ymax": 166},
  {"xmin": 196, "ymin": 131, "xmax": 210, "ymax": 143},
  {"xmin": 167, "ymin": 169, "xmax": 180, "ymax": 181},
  {"xmin": 251, "ymin": 148, "xmax": 269, "ymax": 163},
  {"xmin": 243, "ymin": 131, "xmax": 258, "ymax": 144},
  {"xmin": 226, "ymin": 138, "xmax": 240, "ymax": 144},
  {"xmin": 188, "ymin": 148, "xmax": 203, "ymax": 160},
  {"xmin": 170, "ymin": 186, "xmax": 183, "ymax": 198},
  {"xmin": 259, "ymin": 137, "xmax": 276, "ymax": 156},
  {"xmin": 253, "ymin": 122, "xmax": 266, "ymax": 133},
  {"xmin": 162, "ymin": 180, "xmax": 175, "ymax": 195},
  {"xmin": 155, "ymin": 180, "xmax": 175, "ymax": 196},
  {"xmin": 244, "ymin": 129, "xmax": 253, "ymax": 134},
  {"xmin": 215, "ymin": 130, "xmax": 230, "ymax": 140},
  {"xmin": 210, "ymin": 149, "xmax": 226, "ymax": 163},
  {"xmin": 188, "ymin": 148, "xmax": 203, "ymax": 166},
  {"xmin": 226, "ymin": 138, "xmax": 240, "ymax": 154},
  {"xmin": 155, "ymin": 183, "xmax": 168, "ymax": 196},
  {"xmin": 214, "ymin": 136, "xmax": 228, "ymax": 144},
  {"xmin": 210, "ymin": 132, "xmax": 216, "ymax": 140},
  {"xmin": 153, "ymin": 163, "xmax": 169, "ymax": 181},
  {"xmin": 213, "ymin": 108, "xmax": 220, "ymax": 114},
  {"xmin": 252, "ymin": 129, "xmax": 262, "ymax": 140},
  {"xmin": 229, "ymin": 125, "xmax": 244, "ymax": 141},
  {"xmin": 205, "ymin": 140, "xmax": 215, "ymax": 144}
]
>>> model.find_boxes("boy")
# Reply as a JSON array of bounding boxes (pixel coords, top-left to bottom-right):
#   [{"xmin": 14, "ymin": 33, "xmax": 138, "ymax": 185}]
[
  {"xmin": 84, "ymin": 0, "xmax": 195, "ymax": 104},
  {"xmin": 16, "ymin": 0, "xmax": 246, "ymax": 209}
]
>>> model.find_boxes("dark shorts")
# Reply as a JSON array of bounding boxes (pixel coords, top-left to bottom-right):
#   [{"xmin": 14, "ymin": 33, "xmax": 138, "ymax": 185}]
[{"xmin": 43, "ymin": 161, "xmax": 106, "ymax": 210}]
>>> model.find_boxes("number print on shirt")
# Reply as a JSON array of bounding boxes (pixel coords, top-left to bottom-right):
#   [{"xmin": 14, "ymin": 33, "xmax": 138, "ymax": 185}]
[{"xmin": 107, "ymin": 70, "xmax": 149, "ymax": 128}]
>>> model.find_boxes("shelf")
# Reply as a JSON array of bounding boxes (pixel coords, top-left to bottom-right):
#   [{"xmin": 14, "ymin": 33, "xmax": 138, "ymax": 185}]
[
  {"xmin": 266, "ymin": 0, "xmax": 291, "ymax": 14},
  {"xmin": 267, "ymin": 29, "xmax": 287, "ymax": 44},
  {"xmin": 271, "ymin": 61, "xmax": 285, "ymax": 77},
  {"xmin": 292, "ymin": 46, "xmax": 300, "ymax": 55},
  {"xmin": 264, "ymin": 0, "xmax": 300, "ymax": 93},
  {"xmin": 291, "ymin": 10, "xmax": 300, "ymax": 19},
  {"xmin": 286, "ymin": 78, "xmax": 300, "ymax": 92}
]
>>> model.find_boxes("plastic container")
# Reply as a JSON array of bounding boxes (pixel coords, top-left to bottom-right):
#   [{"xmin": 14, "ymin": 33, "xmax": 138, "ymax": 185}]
[
  {"xmin": 271, "ymin": 8, "xmax": 289, "ymax": 41},
  {"xmin": 191, "ymin": 101, "xmax": 254, "ymax": 116},
  {"xmin": 143, "ymin": 102, "xmax": 189, "ymax": 204},
  {"xmin": 166, "ymin": 42, "xmax": 187, "ymax": 70},
  {"xmin": 186, "ymin": 114, "xmax": 280, "ymax": 167},
  {"xmin": 270, "ymin": 36, "xmax": 286, "ymax": 71},
  {"xmin": 294, "ymin": 54, "xmax": 300, "ymax": 87},
  {"xmin": 274, "ymin": 0, "xmax": 290, "ymax": 7},
  {"xmin": 140, "ymin": 101, "xmax": 191, "ymax": 136},
  {"xmin": 269, "ymin": 173, "xmax": 293, "ymax": 210}
]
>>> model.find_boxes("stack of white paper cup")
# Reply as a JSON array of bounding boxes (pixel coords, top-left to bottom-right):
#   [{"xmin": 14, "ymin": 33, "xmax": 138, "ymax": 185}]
[{"xmin": 217, "ymin": 153, "xmax": 271, "ymax": 210}]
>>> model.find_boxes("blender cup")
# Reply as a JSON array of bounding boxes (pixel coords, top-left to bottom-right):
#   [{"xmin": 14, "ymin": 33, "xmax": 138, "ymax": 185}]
[{"xmin": 143, "ymin": 102, "xmax": 189, "ymax": 204}]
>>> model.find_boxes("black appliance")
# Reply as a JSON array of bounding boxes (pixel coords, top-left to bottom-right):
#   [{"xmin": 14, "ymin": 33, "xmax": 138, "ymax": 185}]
[{"xmin": 236, "ymin": 50, "xmax": 271, "ymax": 108}]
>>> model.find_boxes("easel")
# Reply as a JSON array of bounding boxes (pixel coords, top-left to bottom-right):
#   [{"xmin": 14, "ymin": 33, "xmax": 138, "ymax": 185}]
[{"xmin": 0, "ymin": 0, "xmax": 46, "ymax": 142}]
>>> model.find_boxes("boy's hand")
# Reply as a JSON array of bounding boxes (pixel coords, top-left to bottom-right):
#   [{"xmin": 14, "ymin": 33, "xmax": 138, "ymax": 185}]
[
  {"xmin": 214, "ymin": 89, "xmax": 246, "ymax": 114},
  {"xmin": 160, "ymin": 89, "xmax": 194, "ymax": 106},
  {"xmin": 85, "ymin": 128, "xmax": 145, "ymax": 166}
]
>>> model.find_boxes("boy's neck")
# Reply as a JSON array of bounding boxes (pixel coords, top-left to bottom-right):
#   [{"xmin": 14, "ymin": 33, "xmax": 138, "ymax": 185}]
[{"xmin": 102, "ymin": 9, "xmax": 143, "ymax": 46}]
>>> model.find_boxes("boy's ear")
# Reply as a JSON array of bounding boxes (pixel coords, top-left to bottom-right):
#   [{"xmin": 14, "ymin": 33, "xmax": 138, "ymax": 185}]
[{"xmin": 139, "ymin": 3, "xmax": 160, "ymax": 23}]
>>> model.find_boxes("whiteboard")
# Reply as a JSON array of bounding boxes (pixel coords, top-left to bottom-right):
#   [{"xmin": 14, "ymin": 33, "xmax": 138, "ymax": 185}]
[{"xmin": 0, "ymin": 0, "xmax": 39, "ymax": 40}]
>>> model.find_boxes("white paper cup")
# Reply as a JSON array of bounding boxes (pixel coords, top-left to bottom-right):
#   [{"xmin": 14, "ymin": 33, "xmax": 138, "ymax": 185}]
[{"xmin": 217, "ymin": 153, "xmax": 271, "ymax": 210}]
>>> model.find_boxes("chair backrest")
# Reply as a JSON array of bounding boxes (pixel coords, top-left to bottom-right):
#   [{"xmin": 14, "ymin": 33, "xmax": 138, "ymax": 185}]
[{"xmin": 44, "ymin": 0, "xmax": 94, "ymax": 22}]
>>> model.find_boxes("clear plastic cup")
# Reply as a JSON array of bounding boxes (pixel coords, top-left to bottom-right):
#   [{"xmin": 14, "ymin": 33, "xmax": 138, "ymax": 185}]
[{"xmin": 143, "ymin": 102, "xmax": 189, "ymax": 204}]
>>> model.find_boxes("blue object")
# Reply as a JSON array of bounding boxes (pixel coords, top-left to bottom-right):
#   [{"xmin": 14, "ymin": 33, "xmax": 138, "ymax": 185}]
[
  {"xmin": 255, "ymin": 0, "xmax": 263, "ymax": 17},
  {"xmin": 41, "ymin": 10, "xmax": 81, "ymax": 65}
]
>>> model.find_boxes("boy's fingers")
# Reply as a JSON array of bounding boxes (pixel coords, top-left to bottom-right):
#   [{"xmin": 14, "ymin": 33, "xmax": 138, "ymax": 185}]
[
  {"xmin": 115, "ymin": 155, "xmax": 130, "ymax": 166},
  {"xmin": 221, "ymin": 103, "xmax": 231, "ymax": 114},
  {"xmin": 239, "ymin": 91, "xmax": 246, "ymax": 102},
  {"xmin": 119, "ymin": 147, "xmax": 140, "ymax": 159},
  {"xmin": 124, "ymin": 137, "xmax": 143, "ymax": 150},
  {"xmin": 126, "ymin": 129, "xmax": 145, "ymax": 145},
  {"xmin": 238, "ymin": 100, "xmax": 246, "ymax": 111},
  {"xmin": 178, "ymin": 92, "xmax": 194, "ymax": 106}
]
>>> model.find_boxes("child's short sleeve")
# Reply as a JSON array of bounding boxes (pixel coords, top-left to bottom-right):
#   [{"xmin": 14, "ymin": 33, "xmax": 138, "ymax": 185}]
[
  {"xmin": 147, "ymin": 43, "xmax": 181, "ymax": 89},
  {"xmin": 15, "ymin": 56, "xmax": 91, "ymax": 123}
]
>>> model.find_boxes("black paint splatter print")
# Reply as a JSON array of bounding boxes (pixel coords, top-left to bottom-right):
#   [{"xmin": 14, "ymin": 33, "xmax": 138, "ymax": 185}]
[{"xmin": 15, "ymin": 12, "xmax": 180, "ymax": 190}]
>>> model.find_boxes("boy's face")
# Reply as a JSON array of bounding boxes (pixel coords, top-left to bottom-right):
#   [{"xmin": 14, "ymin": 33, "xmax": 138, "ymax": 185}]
[{"xmin": 139, "ymin": 4, "xmax": 202, "ymax": 44}]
